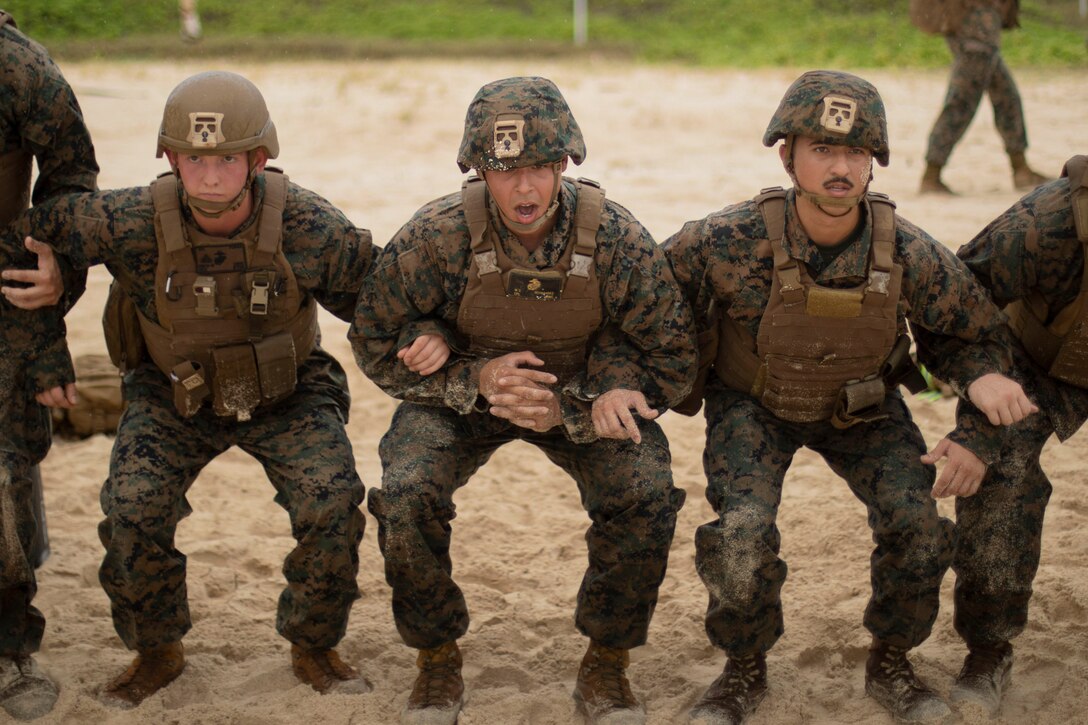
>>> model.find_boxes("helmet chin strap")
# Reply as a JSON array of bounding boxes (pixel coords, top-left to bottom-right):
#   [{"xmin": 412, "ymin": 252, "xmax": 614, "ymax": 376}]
[{"xmin": 494, "ymin": 164, "xmax": 562, "ymax": 236}]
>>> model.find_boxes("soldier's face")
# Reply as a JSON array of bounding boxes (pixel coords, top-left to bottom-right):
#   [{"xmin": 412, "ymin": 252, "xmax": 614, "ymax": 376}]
[
  {"xmin": 483, "ymin": 159, "xmax": 567, "ymax": 227},
  {"xmin": 786, "ymin": 137, "xmax": 872, "ymax": 198},
  {"xmin": 169, "ymin": 150, "xmax": 264, "ymax": 201}
]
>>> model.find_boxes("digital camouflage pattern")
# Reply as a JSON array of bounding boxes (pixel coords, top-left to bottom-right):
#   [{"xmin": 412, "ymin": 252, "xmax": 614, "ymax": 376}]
[
  {"xmin": 350, "ymin": 167, "xmax": 694, "ymax": 651},
  {"xmin": 0, "ymin": 12, "xmax": 97, "ymax": 658},
  {"xmin": 927, "ymin": 174, "xmax": 1088, "ymax": 647},
  {"xmin": 662, "ymin": 188, "xmax": 1014, "ymax": 654},
  {"xmin": 156, "ymin": 70, "xmax": 279, "ymax": 159},
  {"xmin": 351, "ymin": 178, "xmax": 696, "ymax": 441},
  {"xmin": 923, "ymin": 3, "xmax": 1028, "ymax": 166},
  {"xmin": 368, "ymin": 402, "xmax": 685, "ymax": 650},
  {"xmin": 762, "ymin": 70, "xmax": 890, "ymax": 167},
  {"xmin": 698, "ymin": 382, "xmax": 953, "ymax": 653},
  {"xmin": 456, "ymin": 76, "xmax": 586, "ymax": 172},
  {"xmin": 0, "ymin": 175, "xmax": 375, "ymax": 652}
]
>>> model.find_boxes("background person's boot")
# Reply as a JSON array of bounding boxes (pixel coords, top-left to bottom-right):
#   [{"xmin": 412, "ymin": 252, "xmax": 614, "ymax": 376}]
[
  {"xmin": 0, "ymin": 654, "xmax": 59, "ymax": 720},
  {"xmin": 1010, "ymin": 152, "xmax": 1051, "ymax": 191},
  {"xmin": 688, "ymin": 652, "xmax": 767, "ymax": 725},
  {"xmin": 919, "ymin": 162, "xmax": 955, "ymax": 195},
  {"xmin": 865, "ymin": 640, "xmax": 949, "ymax": 722},
  {"xmin": 101, "ymin": 641, "xmax": 185, "ymax": 709},
  {"xmin": 291, "ymin": 645, "xmax": 371, "ymax": 694},
  {"xmin": 403, "ymin": 640, "xmax": 463, "ymax": 725},
  {"xmin": 573, "ymin": 641, "xmax": 645, "ymax": 724},
  {"xmin": 949, "ymin": 641, "xmax": 1012, "ymax": 716}
]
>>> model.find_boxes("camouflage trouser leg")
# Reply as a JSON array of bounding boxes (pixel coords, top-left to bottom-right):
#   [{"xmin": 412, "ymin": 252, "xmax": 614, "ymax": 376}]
[
  {"xmin": 370, "ymin": 402, "xmax": 683, "ymax": 651},
  {"xmin": 0, "ymin": 452, "xmax": 45, "ymax": 657},
  {"xmin": 700, "ymin": 386, "xmax": 952, "ymax": 655},
  {"xmin": 532, "ymin": 419, "xmax": 683, "ymax": 649},
  {"xmin": 925, "ymin": 6, "xmax": 1027, "ymax": 165},
  {"xmin": 99, "ymin": 370, "xmax": 364, "ymax": 651},
  {"xmin": 370, "ymin": 402, "xmax": 508, "ymax": 650},
  {"xmin": 0, "ymin": 369, "xmax": 51, "ymax": 657},
  {"xmin": 953, "ymin": 410, "xmax": 1054, "ymax": 648}
]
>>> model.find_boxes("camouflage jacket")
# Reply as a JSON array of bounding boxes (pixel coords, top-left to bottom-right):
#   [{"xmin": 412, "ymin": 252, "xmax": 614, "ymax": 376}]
[
  {"xmin": 0, "ymin": 15, "xmax": 98, "ymax": 455},
  {"xmin": 1, "ymin": 175, "xmax": 374, "ymax": 396},
  {"xmin": 937, "ymin": 176, "xmax": 1088, "ymax": 458},
  {"xmin": 663, "ymin": 187, "xmax": 1013, "ymax": 422},
  {"xmin": 349, "ymin": 178, "xmax": 696, "ymax": 444}
]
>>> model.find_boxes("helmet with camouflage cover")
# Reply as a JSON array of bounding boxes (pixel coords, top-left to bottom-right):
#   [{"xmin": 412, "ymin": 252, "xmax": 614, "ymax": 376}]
[
  {"xmin": 763, "ymin": 70, "xmax": 889, "ymax": 167},
  {"xmin": 156, "ymin": 71, "xmax": 279, "ymax": 159},
  {"xmin": 457, "ymin": 76, "xmax": 586, "ymax": 173}
]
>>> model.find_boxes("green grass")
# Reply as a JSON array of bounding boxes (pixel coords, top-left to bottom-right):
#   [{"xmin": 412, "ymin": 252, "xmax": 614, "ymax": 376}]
[{"xmin": 5, "ymin": 0, "xmax": 1086, "ymax": 68}]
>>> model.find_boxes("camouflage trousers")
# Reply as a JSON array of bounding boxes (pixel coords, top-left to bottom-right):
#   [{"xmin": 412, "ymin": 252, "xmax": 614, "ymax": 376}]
[
  {"xmin": 368, "ymin": 401, "xmax": 685, "ymax": 651},
  {"xmin": 0, "ymin": 360, "xmax": 51, "ymax": 657},
  {"xmin": 98, "ymin": 365, "xmax": 365, "ymax": 652},
  {"xmin": 952, "ymin": 339, "xmax": 1088, "ymax": 648},
  {"xmin": 699, "ymin": 383, "xmax": 954, "ymax": 656},
  {"xmin": 925, "ymin": 5, "xmax": 1028, "ymax": 166}
]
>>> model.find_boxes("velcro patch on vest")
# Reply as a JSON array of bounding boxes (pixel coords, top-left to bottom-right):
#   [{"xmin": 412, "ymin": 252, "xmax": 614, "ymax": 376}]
[
  {"xmin": 506, "ymin": 269, "xmax": 564, "ymax": 300},
  {"xmin": 195, "ymin": 243, "xmax": 247, "ymax": 274},
  {"xmin": 805, "ymin": 286, "xmax": 863, "ymax": 318}
]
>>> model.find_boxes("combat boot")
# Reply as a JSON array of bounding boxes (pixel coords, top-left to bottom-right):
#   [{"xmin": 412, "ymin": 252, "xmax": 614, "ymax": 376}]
[
  {"xmin": 688, "ymin": 652, "xmax": 767, "ymax": 725},
  {"xmin": 101, "ymin": 641, "xmax": 185, "ymax": 709},
  {"xmin": 403, "ymin": 640, "xmax": 464, "ymax": 725},
  {"xmin": 949, "ymin": 641, "xmax": 1012, "ymax": 716},
  {"xmin": 573, "ymin": 641, "xmax": 645, "ymax": 724},
  {"xmin": 865, "ymin": 641, "xmax": 950, "ymax": 722},
  {"xmin": 919, "ymin": 163, "xmax": 955, "ymax": 195},
  {"xmin": 1010, "ymin": 153, "xmax": 1051, "ymax": 191},
  {"xmin": 0, "ymin": 654, "xmax": 59, "ymax": 720},
  {"xmin": 291, "ymin": 644, "xmax": 371, "ymax": 694}
]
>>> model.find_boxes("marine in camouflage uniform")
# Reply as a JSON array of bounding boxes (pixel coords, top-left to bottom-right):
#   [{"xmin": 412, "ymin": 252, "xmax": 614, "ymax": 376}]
[
  {"xmin": 915, "ymin": 157, "xmax": 1088, "ymax": 715},
  {"xmin": 0, "ymin": 10, "xmax": 98, "ymax": 720},
  {"xmin": 1, "ymin": 71, "xmax": 375, "ymax": 707},
  {"xmin": 663, "ymin": 70, "xmax": 1032, "ymax": 725},
  {"xmin": 914, "ymin": 0, "xmax": 1049, "ymax": 194},
  {"xmin": 349, "ymin": 76, "xmax": 694, "ymax": 725}
]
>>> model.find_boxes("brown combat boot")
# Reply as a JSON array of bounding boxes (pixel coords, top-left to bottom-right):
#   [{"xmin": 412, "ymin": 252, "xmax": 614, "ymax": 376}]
[
  {"xmin": 573, "ymin": 641, "xmax": 645, "ymax": 724},
  {"xmin": 919, "ymin": 162, "xmax": 955, "ymax": 195},
  {"xmin": 291, "ymin": 644, "xmax": 371, "ymax": 694},
  {"xmin": 949, "ymin": 641, "xmax": 1012, "ymax": 716},
  {"xmin": 688, "ymin": 652, "xmax": 767, "ymax": 725},
  {"xmin": 101, "ymin": 641, "xmax": 186, "ymax": 709},
  {"xmin": 1010, "ymin": 153, "xmax": 1051, "ymax": 191},
  {"xmin": 865, "ymin": 641, "xmax": 950, "ymax": 722},
  {"xmin": 403, "ymin": 640, "xmax": 464, "ymax": 725},
  {"xmin": 0, "ymin": 654, "xmax": 60, "ymax": 720}
]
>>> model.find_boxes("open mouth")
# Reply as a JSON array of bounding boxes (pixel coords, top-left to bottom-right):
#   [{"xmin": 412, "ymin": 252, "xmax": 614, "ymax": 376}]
[{"xmin": 514, "ymin": 203, "xmax": 539, "ymax": 223}]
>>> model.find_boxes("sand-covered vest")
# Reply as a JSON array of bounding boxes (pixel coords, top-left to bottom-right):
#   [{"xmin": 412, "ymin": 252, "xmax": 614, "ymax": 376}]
[
  {"xmin": 714, "ymin": 188, "xmax": 903, "ymax": 427},
  {"xmin": 137, "ymin": 170, "xmax": 318, "ymax": 420},
  {"xmin": 456, "ymin": 175, "xmax": 604, "ymax": 384},
  {"xmin": 1005, "ymin": 155, "xmax": 1088, "ymax": 388}
]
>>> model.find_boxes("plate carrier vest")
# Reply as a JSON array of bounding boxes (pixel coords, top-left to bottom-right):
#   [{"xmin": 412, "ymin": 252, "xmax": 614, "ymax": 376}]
[
  {"xmin": 137, "ymin": 170, "xmax": 318, "ymax": 420},
  {"xmin": 1004, "ymin": 155, "xmax": 1088, "ymax": 388},
  {"xmin": 457, "ymin": 175, "xmax": 604, "ymax": 384},
  {"xmin": 713, "ymin": 187, "xmax": 904, "ymax": 428}
]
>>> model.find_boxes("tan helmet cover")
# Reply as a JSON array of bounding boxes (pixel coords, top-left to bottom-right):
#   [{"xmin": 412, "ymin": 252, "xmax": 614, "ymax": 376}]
[{"xmin": 156, "ymin": 71, "xmax": 279, "ymax": 159}]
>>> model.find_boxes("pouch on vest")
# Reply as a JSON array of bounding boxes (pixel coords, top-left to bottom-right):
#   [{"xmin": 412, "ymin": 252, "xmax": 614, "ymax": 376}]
[
  {"xmin": 211, "ymin": 345, "xmax": 261, "ymax": 421},
  {"xmin": 169, "ymin": 361, "xmax": 209, "ymax": 418},
  {"xmin": 102, "ymin": 280, "xmax": 146, "ymax": 373},
  {"xmin": 830, "ymin": 376, "xmax": 888, "ymax": 430},
  {"xmin": 51, "ymin": 354, "xmax": 126, "ymax": 439},
  {"xmin": 253, "ymin": 331, "xmax": 297, "ymax": 402}
]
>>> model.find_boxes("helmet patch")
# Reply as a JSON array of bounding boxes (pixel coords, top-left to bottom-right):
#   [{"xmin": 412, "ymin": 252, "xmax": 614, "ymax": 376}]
[
  {"xmin": 187, "ymin": 112, "xmax": 225, "ymax": 148},
  {"xmin": 494, "ymin": 115, "xmax": 525, "ymax": 160},
  {"xmin": 819, "ymin": 96, "xmax": 856, "ymax": 135}
]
